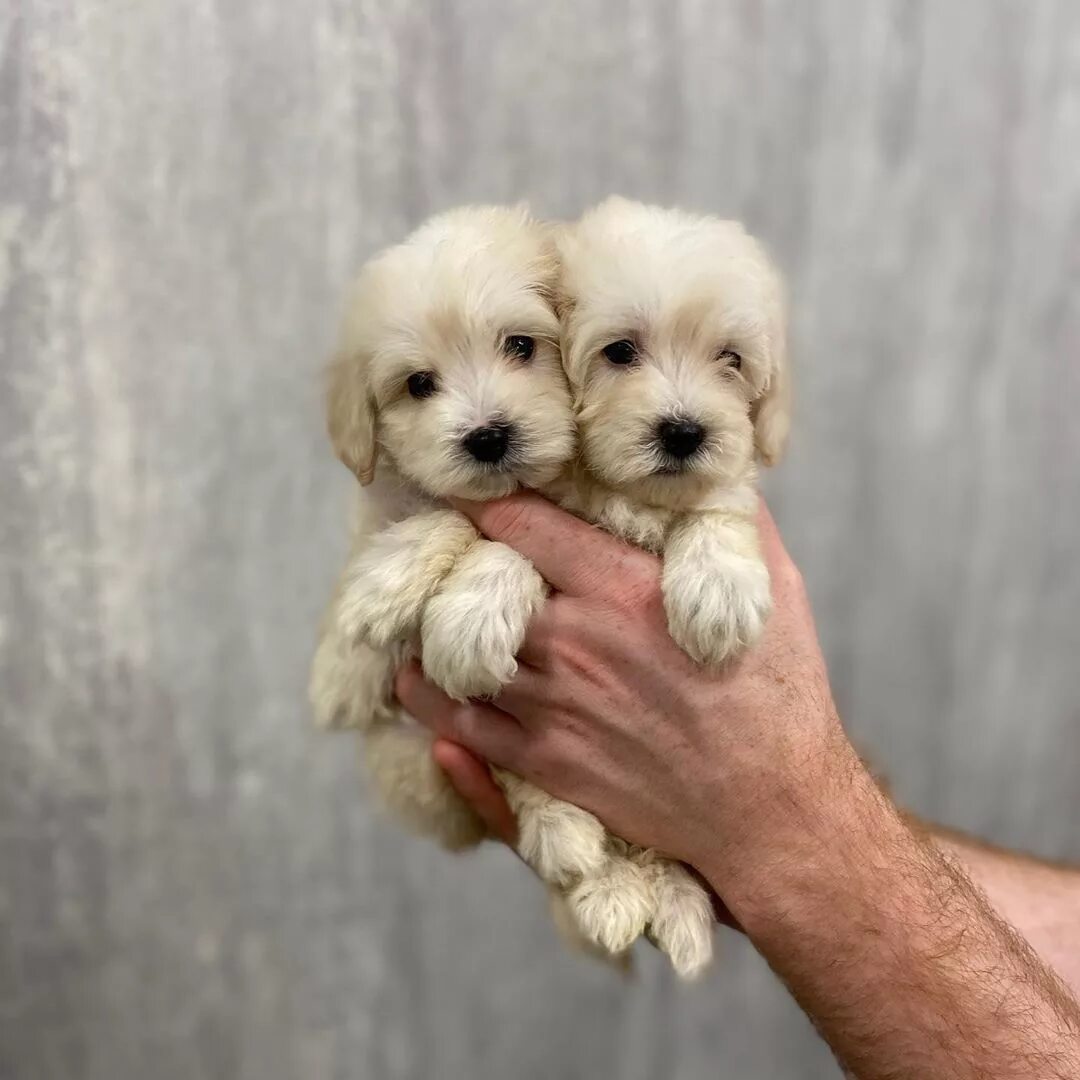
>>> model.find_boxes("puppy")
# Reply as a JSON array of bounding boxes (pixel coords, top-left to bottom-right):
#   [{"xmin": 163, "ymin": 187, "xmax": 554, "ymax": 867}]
[
  {"xmin": 309, "ymin": 206, "xmax": 622, "ymax": 942},
  {"xmin": 529, "ymin": 197, "xmax": 792, "ymax": 975}
]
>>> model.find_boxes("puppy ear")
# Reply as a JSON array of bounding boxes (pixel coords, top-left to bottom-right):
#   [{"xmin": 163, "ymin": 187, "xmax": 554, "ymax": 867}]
[
  {"xmin": 751, "ymin": 304, "xmax": 792, "ymax": 467},
  {"xmin": 325, "ymin": 347, "xmax": 378, "ymax": 485}
]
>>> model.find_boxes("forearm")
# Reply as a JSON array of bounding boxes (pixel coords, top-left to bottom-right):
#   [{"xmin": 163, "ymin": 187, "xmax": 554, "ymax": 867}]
[
  {"xmin": 704, "ymin": 746, "xmax": 1080, "ymax": 1080},
  {"xmin": 926, "ymin": 823, "xmax": 1080, "ymax": 997}
]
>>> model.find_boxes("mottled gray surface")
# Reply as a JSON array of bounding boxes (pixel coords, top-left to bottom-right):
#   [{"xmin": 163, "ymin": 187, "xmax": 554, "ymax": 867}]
[{"xmin": 2, "ymin": 1, "xmax": 1079, "ymax": 1077}]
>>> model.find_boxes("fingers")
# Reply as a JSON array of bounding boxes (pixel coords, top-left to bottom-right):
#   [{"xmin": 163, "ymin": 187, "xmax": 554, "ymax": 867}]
[
  {"xmin": 394, "ymin": 661, "xmax": 526, "ymax": 769},
  {"xmin": 432, "ymin": 741, "xmax": 518, "ymax": 845},
  {"xmin": 448, "ymin": 492, "xmax": 657, "ymax": 598}
]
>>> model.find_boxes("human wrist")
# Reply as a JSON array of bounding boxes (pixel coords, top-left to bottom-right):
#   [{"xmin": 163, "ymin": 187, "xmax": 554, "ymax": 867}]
[{"xmin": 694, "ymin": 731, "xmax": 889, "ymax": 930}]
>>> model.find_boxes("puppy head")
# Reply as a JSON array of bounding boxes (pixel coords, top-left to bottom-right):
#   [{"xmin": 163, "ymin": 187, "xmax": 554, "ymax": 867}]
[
  {"xmin": 326, "ymin": 205, "xmax": 575, "ymax": 499},
  {"xmin": 557, "ymin": 197, "xmax": 791, "ymax": 509}
]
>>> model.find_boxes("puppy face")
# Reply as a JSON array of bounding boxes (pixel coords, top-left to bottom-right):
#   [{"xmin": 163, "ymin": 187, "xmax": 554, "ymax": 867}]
[
  {"xmin": 558, "ymin": 198, "xmax": 791, "ymax": 509},
  {"xmin": 327, "ymin": 206, "xmax": 575, "ymax": 499}
]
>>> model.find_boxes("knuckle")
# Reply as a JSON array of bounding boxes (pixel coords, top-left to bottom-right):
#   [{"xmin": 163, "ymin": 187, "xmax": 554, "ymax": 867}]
[{"xmin": 454, "ymin": 704, "xmax": 491, "ymax": 747}]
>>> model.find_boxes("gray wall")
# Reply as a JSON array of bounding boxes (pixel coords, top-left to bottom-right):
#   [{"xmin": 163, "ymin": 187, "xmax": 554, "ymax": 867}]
[{"xmin": 3, "ymin": 2, "xmax": 1079, "ymax": 1078}]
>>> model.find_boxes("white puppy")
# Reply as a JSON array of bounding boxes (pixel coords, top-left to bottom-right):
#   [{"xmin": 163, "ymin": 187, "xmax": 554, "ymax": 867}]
[
  {"xmin": 534, "ymin": 197, "xmax": 792, "ymax": 977},
  {"xmin": 309, "ymin": 206, "xmax": 624, "ymax": 944}
]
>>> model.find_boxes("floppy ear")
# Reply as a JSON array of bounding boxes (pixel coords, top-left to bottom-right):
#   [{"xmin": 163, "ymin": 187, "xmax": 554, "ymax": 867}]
[
  {"xmin": 751, "ymin": 304, "xmax": 792, "ymax": 467},
  {"xmin": 325, "ymin": 347, "xmax": 378, "ymax": 485}
]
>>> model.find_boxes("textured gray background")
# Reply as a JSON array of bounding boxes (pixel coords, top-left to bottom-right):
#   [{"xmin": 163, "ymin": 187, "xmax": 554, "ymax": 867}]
[{"xmin": 2, "ymin": 1, "xmax": 1079, "ymax": 1078}]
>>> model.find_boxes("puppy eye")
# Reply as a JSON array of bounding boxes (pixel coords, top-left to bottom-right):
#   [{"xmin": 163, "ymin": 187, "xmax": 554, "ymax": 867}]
[
  {"xmin": 406, "ymin": 371, "xmax": 438, "ymax": 399},
  {"xmin": 602, "ymin": 339, "xmax": 637, "ymax": 366},
  {"xmin": 719, "ymin": 349, "xmax": 742, "ymax": 371},
  {"xmin": 504, "ymin": 335, "xmax": 536, "ymax": 361}
]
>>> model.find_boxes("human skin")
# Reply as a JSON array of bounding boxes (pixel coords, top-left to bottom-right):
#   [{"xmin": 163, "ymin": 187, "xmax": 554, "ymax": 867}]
[
  {"xmin": 930, "ymin": 826, "xmax": 1080, "ymax": 995},
  {"xmin": 395, "ymin": 493, "xmax": 1080, "ymax": 1079}
]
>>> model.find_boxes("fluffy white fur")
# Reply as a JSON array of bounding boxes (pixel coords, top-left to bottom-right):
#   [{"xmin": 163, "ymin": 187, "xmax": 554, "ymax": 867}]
[{"xmin": 310, "ymin": 199, "xmax": 791, "ymax": 982}]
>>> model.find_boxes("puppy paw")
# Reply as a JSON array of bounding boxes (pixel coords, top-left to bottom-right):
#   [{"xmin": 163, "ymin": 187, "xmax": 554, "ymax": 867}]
[
  {"xmin": 645, "ymin": 859, "xmax": 714, "ymax": 980},
  {"xmin": 515, "ymin": 799, "xmax": 609, "ymax": 886},
  {"xmin": 421, "ymin": 540, "xmax": 547, "ymax": 700},
  {"xmin": 566, "ymin": 857, "xmax": 654, "ymax": 954},
  {"xmin": 663, "ymin": 549, "xmax": 771, "ymax": 666},
  {"xmin": 338, "ymin": 511, "xmax": 478, "ymax": 648}
]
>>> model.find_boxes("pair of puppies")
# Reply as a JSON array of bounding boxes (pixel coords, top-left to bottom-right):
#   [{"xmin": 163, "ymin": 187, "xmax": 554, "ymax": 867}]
[{"xmin": 309, "ymin": 198, "xmax": 790, "ymax": 978}]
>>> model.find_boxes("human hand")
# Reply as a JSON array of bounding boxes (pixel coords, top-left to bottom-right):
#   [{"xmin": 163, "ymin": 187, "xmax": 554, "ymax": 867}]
[
  {"xmin": 396, "ymin": 494, "xmax": 860, "ymax": 896},
  {"xmin": 400, "ymin": 497, "xmax": 1080, "ymax": 1078}
]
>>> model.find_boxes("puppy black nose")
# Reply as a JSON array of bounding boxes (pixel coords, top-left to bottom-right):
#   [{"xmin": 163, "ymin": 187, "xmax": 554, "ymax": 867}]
[
  {"xmin": 463, "ymin": 423, "xmax": 511, "ymax": 463},
  {"xmin": 658, "ymin": 419, "xmax": 706, "ymax": 459}
]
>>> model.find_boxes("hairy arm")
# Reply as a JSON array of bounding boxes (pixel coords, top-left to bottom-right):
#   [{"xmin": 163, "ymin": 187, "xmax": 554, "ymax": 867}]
[
  {"xmin": 926, "ymin": 823, "xmax": 1080, "ymax": 996},
  {"xmin": 396, "ymin": 493, "xmax": 1080, "ymax": 1080},
  {"xmin": 708, "ymin": 752, "xmax": 1080, "ymax": 1080}
]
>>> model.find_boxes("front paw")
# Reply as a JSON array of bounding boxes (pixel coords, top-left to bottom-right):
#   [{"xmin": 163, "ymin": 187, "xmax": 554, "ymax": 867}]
[
  {"xmin": 420, "ymin": 541, "xmax": 546, "ymax": 701},
  {"xmin": 663, "ymin": 552, "xmax": 770, "ymax": 666},
  {"xmin": 338, "ymin": 512, "xmax": 477, "ymax": 648}
]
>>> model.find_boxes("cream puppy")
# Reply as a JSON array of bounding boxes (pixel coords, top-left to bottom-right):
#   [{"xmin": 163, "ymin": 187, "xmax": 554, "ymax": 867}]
[
  {"xmin": 309, "ymin": 206, "xmax": 619, "ymax": 931},
  {"xmin": 528, "ymin": 197, "xmax": 792, "ymax": 976}
]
